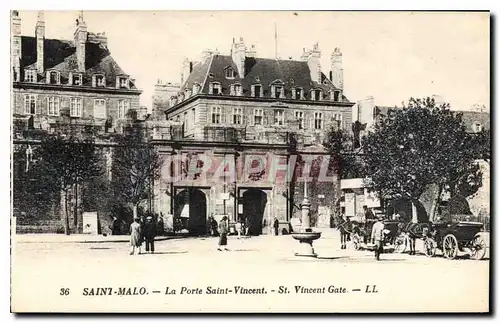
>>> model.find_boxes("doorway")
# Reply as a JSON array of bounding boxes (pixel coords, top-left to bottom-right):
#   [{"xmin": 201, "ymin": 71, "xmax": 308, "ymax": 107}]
[
  {"xmin": 242, "ymin": 189, "xmax": 268, "ymax": 235},
  {"xmin": 174, "ymin": 188, "xmax": 207, "ymax": 236}
]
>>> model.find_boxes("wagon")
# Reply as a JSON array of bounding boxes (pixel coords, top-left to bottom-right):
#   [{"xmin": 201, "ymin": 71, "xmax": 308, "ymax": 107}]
[
  {"xmin": 422, "ymin": 221, "xmax": 487, "ymax": 260},
  {"xmin": 349, "ymin": 219, "xmax": 401, "ymax": 252}
]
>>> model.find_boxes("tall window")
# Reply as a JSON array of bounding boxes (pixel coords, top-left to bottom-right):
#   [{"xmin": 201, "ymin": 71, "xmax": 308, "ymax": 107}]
[
  {"xmin": 211, "ymin": 106, "xmax": 222, "ymax": 124},
  {"xmin": 254, "ymin": 108, "xmax": 263, "ymax": 125},
  {"xmin": 274, "ymin": 110, "xmax": 284, "ymax": 126},
  {"xmin": 232, "ymin": 107, "xmax": 243, "ymax": 125},
  {"xmin": 95, "ymin": 75, "xmax": 105, "ymax": 87},
  {"xmin": 24, "ymin": 94, "xmax": 37, "ymax": 114},
  {"xmin": 192, "ymin": 109, "xmax": 196, "ymax": 128},
  {"xmin": 24, "ymin": 70, "xmax": 36, "ymax": 83},
  {"xmin": 314, "ymin": 112, "xmax": 323, "ymax": 129},
  {"xmin": 210, "ymin": 82, "xmax": 222, "ymax": 95},
  {"xmin": 73, "ymin": 73, "xmax": 82, "ymax": 86},
  {"xmin": 47, "ymin": 97, "xmax": 60, "ymax": 116},
  {"xmin": 118, "ymin": 99, "xmax": 129, "ymax": 119},
  {"xmin": 312, "ymin": 90, "xmax": 322, "ymax": 101},
  {"xmin": 231, "ymin": 84, "xmax": 242, "ymax": 96},
  {"xmin": 94, "ymin": 99, "xmax": 106, "ymax": 119},
  {"xmin": 273, "ymin": 85, "xmax": 284, "ymax": 99},
  {"xmin": 70, "ymin": 97, "xmax": 83, "ymax": 117},
  {"xmin": 333, "ymin": 113, "xmax": 343, "ymax": 129},
  {"xmin": 184, "ymin": 111, "xmax": 189, "ymax": 130},
  {"xmin": 49, "ymin": 71, "xmax": 60, "ymax": 84},
  {"xmin": 294, "ymin": 88, "xmax": 303, "ymax": 100},
  {"xmin": 252, "ymin": 84, "xmax": 262, "ymax": 98},
  {"xmin": 295, "ymin": 111, "xmax": 304, "ymax": 129}
]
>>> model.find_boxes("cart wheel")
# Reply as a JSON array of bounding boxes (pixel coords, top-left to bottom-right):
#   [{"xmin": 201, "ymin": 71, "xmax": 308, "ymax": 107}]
[
  {"xmin": 394, "ymin": 234, "xmax": 407, "ymax": 253},
  {"xmin": 443, "ymin": 234, "xmax": 458, "ymax": 259},
  {"xmin": 470, "ymin": 234, "xmax": 487, "ymax": 260},
  {"xmin": 424, "ymin": 238, "xmax": 436, "ymax": 257}
]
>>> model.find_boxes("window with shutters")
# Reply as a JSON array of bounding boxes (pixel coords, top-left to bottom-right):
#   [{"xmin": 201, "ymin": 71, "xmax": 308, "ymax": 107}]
[
  {"xmin": 94, "ymin": 99, "xmax": 106, "ymax": 119},
  {"xmin": 73, "ymin": 73, "xmax": 82, "ymax": 86},
  {"xmin": 254, "ymin": 108, "xmax": 263, "ymax": 125},
  {"xmin": 293, "ymin": 88, "xmax": 303, "ymax": 100},
  {"xmin": 272, "ymin": 85, "xmax": 284, "ymax": 99},
  {"xmin": 232, "ymin": 107, "xmax": 243, "ymax": 125},
  {"xmin": 49, "ymin": 71, "xmax": 60, "ymax": 84},
  {"xmin": 295, "ymin": 111, "xmax": 304, "ymax": 129},
  {"xmin": 211, "ymin": 106, "xmax": 222, "ymax": 124},
  {"xmin": 24, "ymin": 69, "xmax": 36, "ymax": 83},
  {"xmin": 231, "ymin": 83, "xmax": 243, "ymax": 96},
  {"xmin": 70, "ymin": 97, "xmax": 83, "ymax": 117},
  {"xmin": 274, "ymin": 109, "xmax": 284, "ymax": 126},
  {"xmin": 314, "ymin": 112, "xmax": 323, "ymax": 129},
  {"xmin": 24, "ymin": 94, "xmax": 37, "ymax": 114},
  {"xmin": 311, "ymin": 89, "xmax": 322, "ymax": 101},
  {"xmin": 119, "ymin": 77, "xmax": 129, "ymax": 89},
  {"xmin": 94, "ymin": 74, "xmax": 105, "ymax": 87},
  {"xmin": 47, "ymin": 97, "xmax": 60, "ymax": 116},
  {"xmin": 209, "ymin": 82, "xmax": 222, "ymax": 95},
  {"xmin": 118, "ymin": 99, "xmax": 129, "ymax": 119},
  {"xmin": 252, "ymin": 84, "xmax": 262, "ymax": 98}
]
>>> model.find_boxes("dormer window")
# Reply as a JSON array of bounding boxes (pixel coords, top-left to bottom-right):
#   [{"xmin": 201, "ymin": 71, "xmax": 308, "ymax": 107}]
[
  {"xmin": 73, "ymin": 73, "xmax": 82, "ymax": 86},
  {"xmin": 272, "ymin": 85, "xmax": 285, "ymax": 99},
  {"xmin": 293, "ymin": 88, "xmax": 303, "ymax": 100},
  {"xmin": 185, "ymin": 88, "xmax": 192, "ymax": 99},
  {"xmin": 225, "ymin": 67, "xmax": 236, "ymax": 79},
  {"xmin": 117, "ymin": 76, "xmax": 129, "ymax": 89},
  {"xmin": 311, "ymin": 89, "xmax": 322, "ymax": 101},
  {"xmin": 93, "ymin": 74, "xmax": 106, "ymax": 87},
  {"xmin": 230, "ymin": 83, "xmax": 243, "ymax": 96},
  {"xmin": 169, "ymin": 96, "xmax": 177, "ymax": 107},
  {"xmin": 47, "ymin": 71, "xmax": 60, "ymax": 84},
  {"xmin": 255, "ymin": 77, "xmax": 260, "ymax": 82},
  {"xmin": 209, "ymin": 73, "xmax": 215, "ymax": 78},
  {"xmin": 330, "ymin": 90, "xmax": 341, "ymax": 102},
  {"xmin": 192, "ymin": 83, "xmax": 201, "ymax": 95},
  {"xmin": 252, "ymin": 84, "xmax": 263, "ymax": 98},
  {"xmin": 24, "ymin": 69, "xmax": 36, "ymax": 83},
  {"xmin": 209, "ymin": 82, "xmax": 222, "ymax": 95}
]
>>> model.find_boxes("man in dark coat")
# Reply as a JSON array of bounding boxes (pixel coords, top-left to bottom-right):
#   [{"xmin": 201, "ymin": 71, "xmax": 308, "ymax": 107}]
[
  {"xmin": 143, "ymin": 215, "xmax": 157, "ymax": 253},
  {"xmin": 273, "ymin": 217, "xmax": 279, "ymax": 236}
]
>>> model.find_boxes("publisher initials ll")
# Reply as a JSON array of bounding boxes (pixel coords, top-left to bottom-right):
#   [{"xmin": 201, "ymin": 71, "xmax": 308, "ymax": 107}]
[{"xmin": 365, "ymin": 285, "xmax": 378, "ymax": 293}]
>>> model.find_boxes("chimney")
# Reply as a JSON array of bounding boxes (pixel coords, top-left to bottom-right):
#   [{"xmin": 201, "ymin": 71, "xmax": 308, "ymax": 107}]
[
  {"xmin": 181, "ymin": 58, "xmax": 193, "ymax": 86},
  {"xmin": 330, "ymin": 47, "xmax": 343, "ymax": 90},
  {"xmin": 246, "ymin": 44, "xmax": 257, "ymax": 58},
  {"xmin": 11, "ymin": 11, "xmax": 21, "ymax": 82},
  {"xmin": 88, "ymin": 32, "xmax": 108, "ymax": 48},
  {"xmin": 74, "ymin": 11, "xmax": 87, "ymax": 72},
  {"xmin": 35, "ymin": 11, "xmax": 45, "ymax": 74},
  {"xmin": 231, "ymin": 37, "xmax": 246, "ymax": 77},
  {"xmin": 304, "ymin": 43, "xmax": 321, "ymax": 84}
]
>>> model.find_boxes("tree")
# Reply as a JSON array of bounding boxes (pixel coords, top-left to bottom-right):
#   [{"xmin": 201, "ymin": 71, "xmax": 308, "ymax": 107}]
[
  {"xmin": 111, "ymin": 121, "xmax": 163, "ymax": 220},
  {"xmin": 38, "ymin": 134, "xmax": 103, "ymax": 234},
  {"xmin": 361, "ymin": 97, "xmax": 480, "ymax": 222},
  {"xmin": 323, "ymin": 126, "xmax": 363, "ymax": 179}
]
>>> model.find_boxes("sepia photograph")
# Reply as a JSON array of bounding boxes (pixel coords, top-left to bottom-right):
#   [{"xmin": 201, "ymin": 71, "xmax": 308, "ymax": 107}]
[{"xmin": 9, "ymin": 9, "xmax": 490, "ymax": 313}]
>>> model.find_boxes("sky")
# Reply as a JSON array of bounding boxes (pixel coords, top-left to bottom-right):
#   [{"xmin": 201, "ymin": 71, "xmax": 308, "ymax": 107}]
[{"xmin": 17, "ymin": 11, "xmax": 489, "ymax": 111}]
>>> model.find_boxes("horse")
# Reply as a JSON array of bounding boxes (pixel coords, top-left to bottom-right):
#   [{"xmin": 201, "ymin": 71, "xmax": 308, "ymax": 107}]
[{"xmin": 336, "ymin": 216, "xmax": 352, "ymax": 250}]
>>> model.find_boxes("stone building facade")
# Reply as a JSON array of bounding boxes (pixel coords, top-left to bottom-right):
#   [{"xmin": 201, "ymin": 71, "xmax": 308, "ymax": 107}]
[
  {"xmin": 152, "ymin": 38, "xmax": 355, "ymax": 235},
  {"xmin": 11, "ymin": 11, "xmax": 142, "ymax": 137}
]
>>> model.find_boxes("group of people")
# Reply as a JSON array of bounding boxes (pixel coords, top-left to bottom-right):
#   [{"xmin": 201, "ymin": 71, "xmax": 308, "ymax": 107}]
[{"xmin": 129, "ymin": 215, "xmax": 157, "ymax": 255}]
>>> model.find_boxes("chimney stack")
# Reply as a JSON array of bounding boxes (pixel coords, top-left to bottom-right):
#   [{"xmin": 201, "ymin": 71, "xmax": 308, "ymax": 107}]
[
  {"xmin": 11, "ymin": 11, "xmax": 22, "ymax": 82},
  {"xmin": 74, "ymin": 11, "xmax": 87, "ymax": 72},
  {"xmin": 231, "ymin": 37, "xmax": 246, "ymax": 77},
  {"xmin": 35, "ymin": 11, "xmax": 45, "ymax": 74},
  {"xmin": 303, "ymin": 43, "xmax": 321, "ymax": 84},
  {"xmin": 181, "ymin": 58, "xmax": 193, "ymax": 86},
  {"xmin": 330, "ymin": 48, "xmax": 343, "ymax": 90}
]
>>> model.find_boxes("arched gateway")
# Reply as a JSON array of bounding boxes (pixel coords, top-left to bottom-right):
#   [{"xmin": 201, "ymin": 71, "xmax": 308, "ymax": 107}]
[
  {"xmin": 242, "ymin": 189, "xmax": 268, "ymax": 235},
  {"xmin": 174, "ymin": 188, "xmax": 207, "ymax": 236}
]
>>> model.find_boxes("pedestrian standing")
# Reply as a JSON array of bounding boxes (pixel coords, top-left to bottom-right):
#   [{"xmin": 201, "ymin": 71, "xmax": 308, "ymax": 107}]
[
  {"xmin": 235, "ymin": 220, "xmax": 243, "ymax": 239},
  {"xmin": 273, "ymin": 217, "xmax": 279, "ymax": 236},
  {"xmin": 129, "ymin": 217, "xmax": 142, "ymax": 255},
  {"xmin": 218, "ymin": 216, "xmax": 229, "ymax": 251},
  {"xmin": 143, "ymin": 215, "xmax": 156, "ymax": 254},
  {"xmin": 371, "ymin": 216, "xmax": 385, "ymax": 261},
  {"xmin": 111, "ymin": 216, "xmax": 121, "ymax": 235}
]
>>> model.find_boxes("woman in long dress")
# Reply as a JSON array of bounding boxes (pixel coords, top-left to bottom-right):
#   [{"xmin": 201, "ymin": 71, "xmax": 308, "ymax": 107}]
[
  {"xmin": 129, "ymin": 217, "xmax": 142, "ymax": 255},
  {"xmin": 218, "ymin": 216, "xmax": 229, "ymax": 251}
]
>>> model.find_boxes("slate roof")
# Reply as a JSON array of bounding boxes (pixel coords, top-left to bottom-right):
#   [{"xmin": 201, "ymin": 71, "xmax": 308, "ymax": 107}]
[
  {"xmin": 20, "ymin": 36, "xmax": 138, "ymax": 90},
  {"xmin": 180, "ymin": 54, "xmax": 348, "ymax": 101},
  {"xmin": 373, "ymin": 106, "xmax": 490, "ymax": 133}
]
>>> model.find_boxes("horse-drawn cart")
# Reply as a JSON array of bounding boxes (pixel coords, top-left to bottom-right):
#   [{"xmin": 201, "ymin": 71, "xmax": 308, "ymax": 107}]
[
  {"xmin": 349, "ymin": 219, "xmax": 401, "ymax": 252},
  {"xmin": 422, "ymin": 221, "xmax": 487, "ymax": 260}
]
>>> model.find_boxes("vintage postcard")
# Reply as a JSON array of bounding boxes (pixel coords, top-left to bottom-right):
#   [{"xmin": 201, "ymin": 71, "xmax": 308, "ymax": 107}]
[{"xmin": 10, "ymin": 10, "xmax": 490, "ymax": 313}]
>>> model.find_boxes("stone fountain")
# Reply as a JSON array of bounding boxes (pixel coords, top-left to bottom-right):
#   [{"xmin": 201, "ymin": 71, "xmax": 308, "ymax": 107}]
[{"xmin": 291, "ymin": 181, "xmax": 322, "ymax": 257}]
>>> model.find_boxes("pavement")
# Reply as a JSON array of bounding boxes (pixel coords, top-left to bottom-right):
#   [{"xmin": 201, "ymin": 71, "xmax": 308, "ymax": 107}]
[{"xmin": 11, "ymin": 227, "xmax": 490, "ymax": 313}]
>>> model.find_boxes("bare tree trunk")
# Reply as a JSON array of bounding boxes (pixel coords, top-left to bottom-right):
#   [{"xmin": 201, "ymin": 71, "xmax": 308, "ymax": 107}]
[
  {"xmin": 73, "ymin": 183, "xmax": 78, "ymax": 228},
  {"xmin": 133, "ymin": 204, "xmax": 138, "ymax": 219}
]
